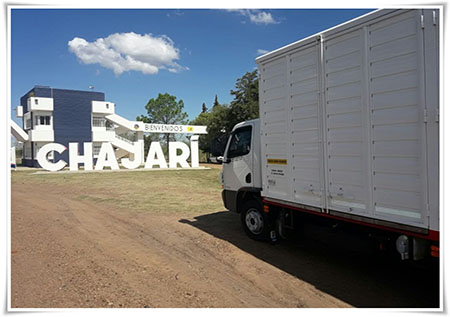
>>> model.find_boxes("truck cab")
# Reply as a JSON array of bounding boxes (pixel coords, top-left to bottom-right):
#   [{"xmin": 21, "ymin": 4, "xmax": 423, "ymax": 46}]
[
  {"xmin": 221, "ymin": 119, "xmax": 261, "ymax": 213},
  {"xmin": 221, "ymin": 119, "xmax": 278, "ymax": 241}
]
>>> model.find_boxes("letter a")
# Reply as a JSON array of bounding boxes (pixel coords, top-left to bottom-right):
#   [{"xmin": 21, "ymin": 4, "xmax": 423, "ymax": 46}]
[
  {"xmin": 144, "ymin": 142, "xmax": 168, "ymax": 169},
  {"xmin": 95, "ymin": 142, "xmax": 119, "ymax": 170}
]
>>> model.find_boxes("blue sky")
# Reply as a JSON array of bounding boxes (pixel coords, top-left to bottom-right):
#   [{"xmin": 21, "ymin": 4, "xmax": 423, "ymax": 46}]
[{"xmin": 11, "ymin": 8, "xmax": 374, "ymax": 124}]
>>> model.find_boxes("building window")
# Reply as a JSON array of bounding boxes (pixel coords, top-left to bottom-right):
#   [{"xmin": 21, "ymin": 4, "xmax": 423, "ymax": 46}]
[
  {"xmin": 93, "ymin": 116, "xmax": 105, "ymax": 127},
  {"xmin": 105, "ymin": 120, "xmax": 115, "ymax": 131},
  {"xmin": 24, "ymin": 143, "xmax": 32, "ymax": 159},
  {"xmin": 106, "ymin": 103, "xmax": 109, "ymax": 109},
  {"xmin": 35, "ymin": 116, "xmax": 51, "ymax": 126},
  {"xmin": 40, "ymin": 116, "xmax": 50, "ymax": 125},
  {"xmin": 93, "ymin": 145, "xmax": 101, "ymax": 156},
  {"xmin": 25, "ymin": 119, "xmax": 31, "ymax": 130},
  {"xmin": 35, "ymin": 99, "xmax": 38, "ymax": 105}
]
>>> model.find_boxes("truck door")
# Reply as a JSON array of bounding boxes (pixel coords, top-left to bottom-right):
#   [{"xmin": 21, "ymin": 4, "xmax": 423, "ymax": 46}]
[{"xmin": 222, "ymin": 124, "xmax": 253, "ymax": 191}]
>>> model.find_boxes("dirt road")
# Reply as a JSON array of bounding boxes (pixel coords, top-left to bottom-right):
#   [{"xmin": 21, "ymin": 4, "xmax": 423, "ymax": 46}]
[{"xmin": 11, "ymin": 180, "xmax": 439, "ymax": 308}]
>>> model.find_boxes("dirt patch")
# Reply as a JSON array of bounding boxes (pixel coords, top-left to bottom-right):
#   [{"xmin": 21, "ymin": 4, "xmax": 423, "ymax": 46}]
[
  {"xmin": 10, "ymin": 170, "xmax": 439, "ymax": 308},
  {"xmin": 11, "ymin": 181, "xmax": 347, "ymax": 308}
]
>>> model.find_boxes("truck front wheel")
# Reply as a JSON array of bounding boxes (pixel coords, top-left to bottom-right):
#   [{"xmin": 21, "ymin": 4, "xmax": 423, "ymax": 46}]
[{"xmin": 240, "ymin": 200, "xmax": 274, "ymax": 241}]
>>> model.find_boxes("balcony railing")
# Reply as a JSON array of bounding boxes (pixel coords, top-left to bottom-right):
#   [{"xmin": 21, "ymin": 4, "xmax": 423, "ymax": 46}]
[{"xmin": 115, "ymin": 134, "xmax": 133, "ymax": 144}]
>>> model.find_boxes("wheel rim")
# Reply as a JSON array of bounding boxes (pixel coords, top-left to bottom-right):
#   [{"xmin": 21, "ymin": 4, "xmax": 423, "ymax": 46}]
[{"xmin": 245, "ymin": 208, "xmax": 264, "ymax": 235}]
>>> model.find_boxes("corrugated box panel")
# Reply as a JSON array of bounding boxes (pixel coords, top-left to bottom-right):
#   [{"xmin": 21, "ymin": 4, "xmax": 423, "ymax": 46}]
[
  {"xmin": 324, "ymin": 29, "xmax": 368, "ymax": 215},
  {"xmin": 289, "ymin": 44, "xmax": 324, "ymax": 208},
  {"xmin": 367, "ymin": 10, "xmax": 427, "ymax": 226},
  {"xmin": 260, "ymin": 56, "xmax": 290, "ymax": 200}
]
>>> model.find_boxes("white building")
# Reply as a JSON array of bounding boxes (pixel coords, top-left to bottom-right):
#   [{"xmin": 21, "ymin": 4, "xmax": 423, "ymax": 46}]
[{"xmin": 12, "ymin": 86, "xmax": 144, "ymax": 167}]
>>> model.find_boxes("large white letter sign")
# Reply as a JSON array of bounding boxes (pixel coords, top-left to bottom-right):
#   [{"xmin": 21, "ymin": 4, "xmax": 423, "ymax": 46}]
[
  {"xmin": 144, "ymin": 142, "xmax": 168, "ymax": 169},
  {"xmin": 36, "ymin": 143, "xmax": 67, "ymax": 171},
  {"xmin": 69, "ymin": 142, "xmax": 93, "ymax": 171},
  {"xmin": 169, "ymin": 142, "xmax": 190, "ymax": 168},
  {"xmin": 121, "ymin": 142, "xmax": 142, "ymax": 169},
  {"xmin": 95, "ymin": 142, "xmax": 119, "ymax": 170},
  {"xmin": 190, "ymin": 135, "xmax": 199, "ymax": 168}
]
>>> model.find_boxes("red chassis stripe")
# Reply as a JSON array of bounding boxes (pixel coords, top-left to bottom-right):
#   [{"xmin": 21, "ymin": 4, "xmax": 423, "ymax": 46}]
[{"xmin": 263, "ymin": 198, "xmax": 439, "ymax": 242}]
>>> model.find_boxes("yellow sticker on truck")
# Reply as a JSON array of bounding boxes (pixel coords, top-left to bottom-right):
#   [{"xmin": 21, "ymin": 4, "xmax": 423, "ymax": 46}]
[{"xmin": 267, "ymin": 158, "xmax": 287, "ymax": 165}]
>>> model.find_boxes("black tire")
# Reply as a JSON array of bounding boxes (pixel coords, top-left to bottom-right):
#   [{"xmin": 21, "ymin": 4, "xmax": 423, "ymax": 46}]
[{"xmin": 240, "ymin": 200, "xmax": 274, "ymax": 241}]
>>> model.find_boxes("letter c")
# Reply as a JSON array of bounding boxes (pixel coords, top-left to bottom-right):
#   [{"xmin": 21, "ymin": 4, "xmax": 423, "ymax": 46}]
[{"xmin": 36, "ymin": 143, "xmax": 67, "ymax": 171}]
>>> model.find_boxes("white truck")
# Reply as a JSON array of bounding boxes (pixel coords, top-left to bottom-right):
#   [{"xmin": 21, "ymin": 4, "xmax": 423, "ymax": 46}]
[{"xmin": 220, "ymin": 9, "xmax": 440, "ymax": 260}]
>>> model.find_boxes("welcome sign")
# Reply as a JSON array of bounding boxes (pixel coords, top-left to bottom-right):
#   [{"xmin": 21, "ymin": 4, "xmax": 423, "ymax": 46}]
[
  {"xmin": 37, "ymin": 137, "xmax": 201, "ymax": 172},
  {"xmin": 143, "ymin": 123, "xmax": 207, "ymax": 134}
]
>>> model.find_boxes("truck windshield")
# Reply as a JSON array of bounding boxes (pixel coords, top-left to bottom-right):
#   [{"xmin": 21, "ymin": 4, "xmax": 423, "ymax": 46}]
[{"xmin": 227, "ymin": 126, "xmax": 252, "ymax": 159}]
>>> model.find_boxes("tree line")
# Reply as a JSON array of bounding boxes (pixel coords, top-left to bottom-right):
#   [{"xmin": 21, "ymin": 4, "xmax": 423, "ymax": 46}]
[{"xmin": 137, "ymin": 69, "xmax": 259, "ymax": 158}]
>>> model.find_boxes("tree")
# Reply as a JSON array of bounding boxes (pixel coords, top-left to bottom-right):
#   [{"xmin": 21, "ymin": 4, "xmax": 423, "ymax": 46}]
[
  {"xmin": 201, "ymin": 102, "xmax": 208, "ymax": 113},
  {"xmin": 213, "ymin": 95, "xmax": 220, "ymax": 108},
  {"xmin": 142, "ymin": 133, "xmax": 160, "ymax": 155},
  {"xmin": 136, "ymin": 93, "xmax": 188, "ymax": 153},
  {"xmin": 190, "ymin": 111, "xmax": 211, "ymax": 155},
  {"xmin": 190, "ymin": 69, "xmax": 260, "ymax": 158},
  {"xmin": 191, "ymin": 103, "xmax": 229, "ymax": 156},
  {"xmin": 226, "ymin": 70, "xmax": 259, "ymax": 131}
]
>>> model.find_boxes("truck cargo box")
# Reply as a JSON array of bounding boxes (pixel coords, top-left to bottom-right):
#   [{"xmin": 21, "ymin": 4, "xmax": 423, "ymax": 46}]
[{"xmin": 256, "ymin": 9, "xmax": 439, "ymax": 233}]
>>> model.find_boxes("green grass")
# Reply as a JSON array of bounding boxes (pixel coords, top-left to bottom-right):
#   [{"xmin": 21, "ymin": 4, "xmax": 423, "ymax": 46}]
[{"xmin": 11, "ymin": 166, "xmax": 225, "ymax": 215}]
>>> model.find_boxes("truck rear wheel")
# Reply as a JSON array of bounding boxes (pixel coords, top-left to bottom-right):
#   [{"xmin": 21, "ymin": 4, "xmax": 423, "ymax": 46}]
[{"xmin": 240, "ymin": 200, "xmax": 274, "ymax": 241}]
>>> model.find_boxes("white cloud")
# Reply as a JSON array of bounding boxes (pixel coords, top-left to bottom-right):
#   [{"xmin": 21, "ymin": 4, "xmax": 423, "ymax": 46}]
[
  {"xmin": 257, "ymin": 49, "xmax": 269, "ymax": 55},
  {"xmin": 249, "ymin": 11, "xmax": 276, "ymax": 24},
  {"xmin": 68, "ymin": 32, "xmax": 188, "ymax": 76},
  {"xmin": 228, "ymin": 9, "xmax": 278, "ymax": 25},
  {"xmin": 166, "ymin": 10, "xmax": 184, "ymax": 18}
]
